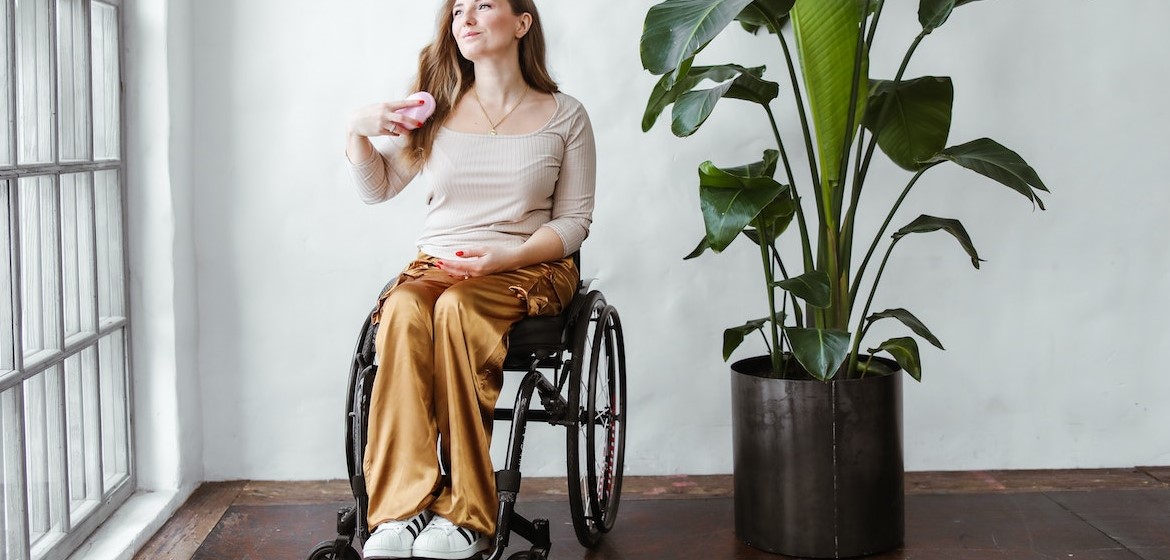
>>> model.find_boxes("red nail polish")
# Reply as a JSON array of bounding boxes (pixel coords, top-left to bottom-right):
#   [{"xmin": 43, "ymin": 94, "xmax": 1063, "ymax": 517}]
[
  {"xmin": 456, "ymin": 251, "xmax": 464, "ymax": 257},
  {"xmin": 437, "ymin": 261, "xmax": 444, "ymax": 267}
]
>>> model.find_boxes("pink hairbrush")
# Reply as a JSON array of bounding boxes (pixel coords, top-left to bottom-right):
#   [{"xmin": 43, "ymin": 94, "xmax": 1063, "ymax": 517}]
[{"xmin": 396, "ymin": 92, "xmax": 436, "ymax": 130}]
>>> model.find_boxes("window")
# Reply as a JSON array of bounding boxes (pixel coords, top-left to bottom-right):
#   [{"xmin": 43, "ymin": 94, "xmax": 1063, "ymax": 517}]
[{"xmin": 1, "ymin": 1, "xmax": 133, "ymax": 559}]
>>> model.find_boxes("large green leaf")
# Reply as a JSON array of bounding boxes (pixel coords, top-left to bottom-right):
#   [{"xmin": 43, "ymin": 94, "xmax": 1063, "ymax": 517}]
[
  {"xmin": 684, "ymin": 236, "xmax": 712, "ymax": 260},
  {"xmin": 893, "ymin": 215, "xmax": 984, "ymax": 269},
  {"xmin": 725, "ymin": 148, "xmax": 779, "ymax": 177},
  {"xmin": 644, "ymin": 63, "xmax": 731, "ymax": 131},
  {"xmin": 641, "ymin": 0, "xmax": 755, "ymax": 76},
  {"xmin": 775, "ymin": 270, "xmax": 831, "ymax": 308},
  {"xmin": 920, "ymin": 0, "xmax": 985, "ymax": 32},
  {"xmin": 918, "ymin": 0, "xmax": 955, "ymax": 31},
  {"xmin": 930, "ymin": 138, "xmax": 1049, "ymax": 210},
  {"xmin": 869, "ymin": 337, "xmax": 923, "ymax": 381},
  {"xmin": 791, "ymin": 0, "xmax": 869, "ymax": 187},
  {"xmin": 699, "ymin": 160, "xmax": 787, "ymax": 251},
  {"xmin": 866, "ymin": 308, "xmax": 945, "ymax": 350},
  {"xmin": 863, "ymin": 77, "xmax": 953, "ymax": 171},
  {"xmin": 736, "ymin": 0, "xmax": 795, "ymax": 34},
  {"xmin": 644, "ymin": 65, "xmax": 776, "ymax": 132},
  {"xmin": 751, "ymin": 195, "xmax": 797, "ymax": 241},
  {"xmin": 729, "ymin": 149, "xmax": 796, "ymax": 240},
  {"xmin": 788, "ymin": 327, "xmax": 852, "ymax": 381},
  {"xmin": 672, "ymin": 68, "xmax": 779, "ymax": 136},
  {"xmin": 723, "ymin": 317, "xmax": 771, "ymax": 360}
]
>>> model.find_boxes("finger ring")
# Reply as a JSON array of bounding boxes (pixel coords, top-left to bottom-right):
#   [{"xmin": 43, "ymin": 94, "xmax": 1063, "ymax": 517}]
[{"xmin": 463, "ymin": 274, "xmax": 470, "ymax": 280}]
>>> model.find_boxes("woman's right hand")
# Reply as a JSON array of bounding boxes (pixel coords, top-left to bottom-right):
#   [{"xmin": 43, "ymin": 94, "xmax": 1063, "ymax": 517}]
[{"xmin": 348, "ymin": 100, "xmax": 427, "ymax": 138}]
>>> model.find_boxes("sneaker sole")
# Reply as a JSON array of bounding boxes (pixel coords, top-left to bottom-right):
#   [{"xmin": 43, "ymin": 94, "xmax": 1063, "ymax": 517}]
[{"xmin": 411, "ymin": 544, "xmax": 490, "ymax": 560}]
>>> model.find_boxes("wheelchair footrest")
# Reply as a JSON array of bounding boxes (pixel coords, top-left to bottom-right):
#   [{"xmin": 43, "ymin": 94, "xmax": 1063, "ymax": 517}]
[{"xmin": 508, "ymin": 513, "xmax": 551, "ymax": 550}]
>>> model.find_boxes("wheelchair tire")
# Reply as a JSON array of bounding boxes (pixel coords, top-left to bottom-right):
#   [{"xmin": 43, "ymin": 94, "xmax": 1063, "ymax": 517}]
[
  {"xmin": 305, "ymin": 540, "xmax": 359, "ymax": 560},
  {"xmin": 565, "ymin": 293, "xmax": 627, "ymax": 547},
  {"xmin": 589, "ymin": 306, "xmax": 627, "ymax": 534}
]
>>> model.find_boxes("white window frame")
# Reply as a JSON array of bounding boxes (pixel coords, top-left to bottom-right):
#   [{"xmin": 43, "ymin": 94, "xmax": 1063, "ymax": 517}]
[{"xmin": 1, "ymin": 1, "xmax": 134, "ymax": 559}]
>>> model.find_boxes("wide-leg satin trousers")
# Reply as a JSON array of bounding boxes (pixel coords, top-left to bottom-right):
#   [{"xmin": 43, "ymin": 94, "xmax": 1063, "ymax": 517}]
[{"xmin": 363, "ymin": 254, "xmax": 578, "ymax": 535}]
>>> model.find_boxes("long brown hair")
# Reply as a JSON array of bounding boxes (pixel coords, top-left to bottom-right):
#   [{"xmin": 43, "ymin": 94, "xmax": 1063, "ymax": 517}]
[{"xmin": 404, "ymin": 0, "xmax": 559, "ymax": 170}]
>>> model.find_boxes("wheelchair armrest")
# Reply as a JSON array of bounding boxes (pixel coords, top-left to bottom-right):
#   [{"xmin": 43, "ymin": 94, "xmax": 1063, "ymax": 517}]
[
  {"xmin": 562, "ymin": 278, "xmax": 597, "ymax": 326},
  {"xmin": 578, "ymin": 278, "xmax": 596, "ymax": 295}
]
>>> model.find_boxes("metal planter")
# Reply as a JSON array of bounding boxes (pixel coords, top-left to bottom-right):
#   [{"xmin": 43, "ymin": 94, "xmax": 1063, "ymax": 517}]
[{"xmin": 730, "ymin": 355, "xmax": 904, "ymax": 558}]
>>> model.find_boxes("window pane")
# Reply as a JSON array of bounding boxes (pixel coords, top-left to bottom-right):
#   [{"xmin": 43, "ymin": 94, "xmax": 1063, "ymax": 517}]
[
  {"xmin": 23, "ymin": 366, "xmax": 66, "ymax": 549},
  {"xmin": 64, "ymin": 346, "xmax": 99, "ymax": 522},
  {"xmin": 57, "ymin": 0, "xmax": 90, "ymax": 162},
  {"xmin": 90, "ymin": 2, "xmax": 117, "ymax": 161},
  {"xmin": 2, "ymin": 0, "xmax": 14, "ymax": 166},
  {"xmin": 2, "ymin": 387, "xmax": 31, "ymax": 560},
  {"xmin": 93, "ymin": 169, "xmax": 121, "ymax": 323},
  {"xmin": 18, "ymin": 176, "xmax": 61, "ymax": 360},
  {"xmin": 16, "ymin": 0, "xmax": 54, "ymax": 165},
  {"xmin": 1, "ymin": 181, "xmax": 15, "ymax": 374},
  {"xmin": 97, "ymin": 330, "xmax": 126, "ymax": 492},
  {"xmin": 60, "ymin": 173, "xmax": 95, "ymax": 341}
]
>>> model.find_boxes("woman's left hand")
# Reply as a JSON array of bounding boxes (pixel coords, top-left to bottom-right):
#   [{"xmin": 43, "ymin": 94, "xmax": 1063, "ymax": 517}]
[{"xmin": 437, "ymin": 247, "xmax": 519, "ymax": 279}]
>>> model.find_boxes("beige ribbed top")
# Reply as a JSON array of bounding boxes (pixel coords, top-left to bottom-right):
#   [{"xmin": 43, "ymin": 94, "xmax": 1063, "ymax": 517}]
[{"xmin": 349, "ymin": 92, "xmax": 596, "ymax": 260}]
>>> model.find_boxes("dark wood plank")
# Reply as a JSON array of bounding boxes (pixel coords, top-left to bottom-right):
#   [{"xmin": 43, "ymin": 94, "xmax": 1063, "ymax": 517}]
[
  {"xmin": 897, "ymin": 493, "xmax": 1137, "ymax": 558},
  {"xmin": 1048, "ymin": 489, "xmax": 1170, "ymax": 549},
  {"xmin": 1131, "ymin": 547, "xmax": 1170, "ymax": 560},
  {"xmin": 134, "ymin": 481, "xmax": 247, "ymax": 560},
  {"xmin": 1139, "ymin": 466, "xmax": 1170, "ymax": 485},
  {"xmin": 234, "ymin": 480, "xmax": 353, "ymax": 506},
  {"xmin": 906, "ymin": 469, "xmax": 1167, "ymax": 494}
]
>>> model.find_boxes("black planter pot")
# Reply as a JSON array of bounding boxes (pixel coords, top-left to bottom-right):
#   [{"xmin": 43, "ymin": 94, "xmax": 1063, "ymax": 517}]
[{"xmin": 730, "ymin": 355, "xmax": 904, "ymax": 558}]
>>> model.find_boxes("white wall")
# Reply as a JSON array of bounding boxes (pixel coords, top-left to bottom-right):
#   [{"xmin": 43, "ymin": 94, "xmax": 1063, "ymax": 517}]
[
  {"xmin": 184, "ymin": 0, "xmax": 1170, "ymax": 480},
  {"xmin": 126, "ymin": 0, "xmax": 202, "ymax": 491}
]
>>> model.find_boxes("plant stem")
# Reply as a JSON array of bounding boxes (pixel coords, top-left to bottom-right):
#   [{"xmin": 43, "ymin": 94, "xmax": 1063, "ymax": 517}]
[
  {"xmin": 764, "ymin": 104, "xmax": 814, "ymax": 275},
  {"xmin": 827, "ymin": 0, "xmax": 874, "ymax": 332},
  {"xmin": 847, "ymin": 239, "xmax": 900, "ymax": 378},
  {"xmin": 848, "ymin": 165, "xmax": 935, "ymax": 308},
  {"xmin": 770, "ymin": 241, "xmax": 804, "ymax": 327},
  {"xmin": 776, "ymin": 29, "xmax": 823, "ymax": 329},
  {"xmin": 777, "ymin": 30, "xmax": 824, "ymax": 244},
  {"xmin": 758, "ymin": 329, "xmax": 772, "ymax": 357},
  {"xmin": 865, "ymin": 0, "xmax": 886, "ymax": 49},
  {"xmin": 835, "ymin": 0, "xmax": 873, "ymax": 229},
  {"xmin": 758, "ymin": 224, "xmax": 783, "ymax": 374},
  {"xmin": 840, "ymin": 127, "xmax": 869, "ymax": 278},
  {"xmin": 843, "ymin": 25, "xmax": 928, "ymax": 283},
  {"xmin": 854, "ymin": 29, "xmax": 928, "ymax": 205}
]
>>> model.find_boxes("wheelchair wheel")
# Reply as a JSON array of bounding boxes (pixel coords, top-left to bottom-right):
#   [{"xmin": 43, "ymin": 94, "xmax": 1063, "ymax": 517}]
[
  {"xmin": 306, "ymin": 540, "xmax": 359, "ymax": 560},
  {"xmin": 566, "ymin": 293, "xmax": 627, "ymax": 547}
]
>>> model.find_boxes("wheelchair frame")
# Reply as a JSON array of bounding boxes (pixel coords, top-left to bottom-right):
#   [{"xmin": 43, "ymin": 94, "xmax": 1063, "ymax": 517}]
[{"xmin": 307, "ymin": 278, "xmax": 627, "ymax": 560}]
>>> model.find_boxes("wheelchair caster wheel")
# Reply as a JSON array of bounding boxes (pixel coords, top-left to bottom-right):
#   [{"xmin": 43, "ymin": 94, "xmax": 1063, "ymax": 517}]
[{"xmin": 306, "ymin": 540, "xmax": 359, "ymax": 560}]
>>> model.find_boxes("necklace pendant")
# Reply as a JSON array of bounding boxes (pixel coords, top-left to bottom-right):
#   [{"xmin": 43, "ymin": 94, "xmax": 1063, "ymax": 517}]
[{"xmin": 489, "ymin": 129, "xmax": 497, "ymax": 136}]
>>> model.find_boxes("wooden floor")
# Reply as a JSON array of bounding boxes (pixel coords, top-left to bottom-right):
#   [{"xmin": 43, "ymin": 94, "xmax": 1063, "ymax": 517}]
[{"xmin": 136, "ymin": 468, "xmax": 1170, "ymax": 560}]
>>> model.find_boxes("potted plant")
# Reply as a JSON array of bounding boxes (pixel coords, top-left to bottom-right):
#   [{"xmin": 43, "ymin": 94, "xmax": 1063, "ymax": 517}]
[{"xmin": 640, "ymin": 0, "xmax": 1048, "ymax": 557}]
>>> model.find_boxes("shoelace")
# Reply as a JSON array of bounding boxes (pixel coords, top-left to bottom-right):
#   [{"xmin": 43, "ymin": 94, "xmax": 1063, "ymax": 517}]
[
  {"xmin": 428, "ymin": 516, "xmax": 481, "ymax": 540},
  {"xmin": 428, "ymin": 516, "xmax": 459, "ymax": 534},
  {"xmin": 377, "ymin": 513, "xmax": 428, "ymax": 535}
]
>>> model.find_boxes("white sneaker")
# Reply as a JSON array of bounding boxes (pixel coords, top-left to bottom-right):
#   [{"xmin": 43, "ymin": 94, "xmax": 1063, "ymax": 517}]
[
  {"xmin": 362, "ymin": 510, "xmax": 433, "ymax": 559},
  {"xmin": 412, "ymin": 515, "xmax": 490, "ymax": 559}
]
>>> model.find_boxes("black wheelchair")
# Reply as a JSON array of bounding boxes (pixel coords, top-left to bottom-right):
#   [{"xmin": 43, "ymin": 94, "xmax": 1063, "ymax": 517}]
[{"xmin": 307, "ymin": 270, "xmax": 628, "ymax": 560}]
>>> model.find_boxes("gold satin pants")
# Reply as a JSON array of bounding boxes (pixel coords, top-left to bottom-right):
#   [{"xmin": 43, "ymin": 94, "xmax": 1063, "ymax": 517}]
[{"xmin": 363, "ymin": 254, "xmax": 578, "ymax": 535}]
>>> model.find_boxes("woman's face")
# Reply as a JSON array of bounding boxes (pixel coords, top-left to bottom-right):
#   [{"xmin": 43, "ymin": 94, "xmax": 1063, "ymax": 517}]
[{"xmin": 450, "ymin": 1, "xmax": 529, "ymax": 61}]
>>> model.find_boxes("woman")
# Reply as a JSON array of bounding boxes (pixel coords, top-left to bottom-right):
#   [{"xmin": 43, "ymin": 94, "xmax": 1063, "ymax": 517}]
[{"xmin": 344, "ymin": 1, "xmax": 595, "ymax": 558}]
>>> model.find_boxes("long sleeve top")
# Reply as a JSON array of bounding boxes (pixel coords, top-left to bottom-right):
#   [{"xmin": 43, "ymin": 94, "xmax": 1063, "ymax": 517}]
[{"xmin": 348, "ymin": 92, "xmax": 596, "ymax": 260}]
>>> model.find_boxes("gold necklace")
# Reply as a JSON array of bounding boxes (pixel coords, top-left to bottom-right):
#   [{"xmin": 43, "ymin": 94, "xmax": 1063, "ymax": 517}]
[{"xmin": 472, "ymin": 85, "xmax": 530, "ymax": 136}]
